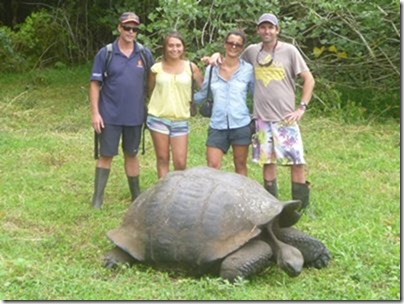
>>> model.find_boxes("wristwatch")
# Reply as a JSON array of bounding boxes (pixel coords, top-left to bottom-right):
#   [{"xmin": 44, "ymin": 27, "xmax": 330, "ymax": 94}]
[{"xmin": 300, "ymin": 101, "xmax": 308, "ymax": 111}]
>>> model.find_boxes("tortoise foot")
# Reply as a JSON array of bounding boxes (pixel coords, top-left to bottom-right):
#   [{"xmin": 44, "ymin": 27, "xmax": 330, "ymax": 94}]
[{"xmin": 104, "ymin": 246, "xmax": 136, "ymax": 269}]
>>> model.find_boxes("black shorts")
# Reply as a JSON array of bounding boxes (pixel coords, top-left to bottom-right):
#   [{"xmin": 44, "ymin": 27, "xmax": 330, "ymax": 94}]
[
  {"xmin": 98, "ymin": 124, "xmax": 142, "ymax": 157},
  {"xmin": 206, "ymin": 125, "xmax": 252, "ymax": 153}
]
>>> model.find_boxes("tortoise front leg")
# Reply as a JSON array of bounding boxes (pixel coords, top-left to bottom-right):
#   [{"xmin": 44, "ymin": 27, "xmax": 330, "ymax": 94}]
[
  {"xmin": 104, "ymin": 246, "xmax": 137, "ymax": 269},
  {"xmin": 219, "ymin": 240, "xmax": 273, "ymax": 282},
  {"xmin": 275, "ymin": 227, "xmax": 331, "ymax": 269}
]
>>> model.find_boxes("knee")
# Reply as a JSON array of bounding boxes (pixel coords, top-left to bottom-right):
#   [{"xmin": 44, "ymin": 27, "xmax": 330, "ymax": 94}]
[
  {"xmin": 234, "ymin": 162, "xmax": 247, "ymax": 176},
  {"xmin": 207, "ymin": 159, "xmax": 221, "ymax": 170},
  {"xmin": 157, "ymin": 156, "xmax": 169, "ymax": 166},
  {"xmin": 233, "ymin": 156, "xmax": 247, "ymax": 169},
  {"xmin": 97, "ymin": 156, "xmax": 113, "ymax": 168},
  {"xmin": 174, "ymin": 159, "xmax": 187, "ymax": 170}
]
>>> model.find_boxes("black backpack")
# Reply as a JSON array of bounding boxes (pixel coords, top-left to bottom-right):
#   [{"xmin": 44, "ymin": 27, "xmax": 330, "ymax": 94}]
[{"xmin": 103, "ymin": 41, "xmax": 150, "ymax": 93}]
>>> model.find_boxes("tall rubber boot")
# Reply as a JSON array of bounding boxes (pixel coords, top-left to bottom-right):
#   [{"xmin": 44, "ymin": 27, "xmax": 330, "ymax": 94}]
[
  {"xmin": 127, "ymin": 175, "xmax": 141, "ymax": 202},
  {"xmin": 264, "ymin": 179, "xmax": 278, "ymax": 198},
  {"xmin": 92, "ymin": 167, "xmax": 110, "ymax": 208},
  {"xmin": 292, "ymin": 181, "xmax": 311, "ymax": 211}
]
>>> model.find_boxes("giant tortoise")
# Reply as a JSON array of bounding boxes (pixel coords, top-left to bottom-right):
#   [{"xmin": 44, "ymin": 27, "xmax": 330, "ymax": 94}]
[{"xmin": 104, "ymin": 167, "xmax": 331, "ymax": 281}]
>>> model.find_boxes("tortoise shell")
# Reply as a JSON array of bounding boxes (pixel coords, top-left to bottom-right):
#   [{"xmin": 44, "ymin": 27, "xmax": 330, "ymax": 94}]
[{"xmin": 107, "ymin": 167, "xmax": 287, "ymax": 266}]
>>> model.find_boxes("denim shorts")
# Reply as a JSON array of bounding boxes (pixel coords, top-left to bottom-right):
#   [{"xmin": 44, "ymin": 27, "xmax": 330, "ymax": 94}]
[
  {"xmin": 252, "ymin": 118, "xmax": 306, "ymax": 165},
  {"xmin": 146, "ymin": 115, "xmax": 189, "ymax": 137},
  {"xmin": 206, "ymin": 125, "xmax": 252, "ymax": 153},
  {"xmin": 99, "ymin": 124, "xmax": 142, "ymax": 157}
]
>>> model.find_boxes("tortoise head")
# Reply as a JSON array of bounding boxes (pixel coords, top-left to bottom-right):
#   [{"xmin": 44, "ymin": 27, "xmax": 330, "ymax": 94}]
[
  {"xmin": 266, "ymin": 218, "xmax": 304, "ymax": 277},
  {"xmin": 276, "ymin": 242, "xmax": 304, "ymax": 277}
]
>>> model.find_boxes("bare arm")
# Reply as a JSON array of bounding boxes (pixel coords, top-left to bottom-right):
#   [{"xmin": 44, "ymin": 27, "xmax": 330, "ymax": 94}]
[
  {"xmin": 201, "ymin": 52, "xmax": 222, "ymax": 66},
  {"xmin": 148, "ymin": 71, "xmax": 156, "ymax": 98},
  {"xmin": 89, "ymin": 80, "xmax": 104, "ymax": 134},
  {"xmin": 284, "ymin": 70, "xmax": 315, "ymax": 123},
  {"xmin": 299, "ymin": 70, "xmax": 315, "ymax": 107},
  {"xmin": 191, "ymin": 62, "xmax": 204, "ymax": 89}
]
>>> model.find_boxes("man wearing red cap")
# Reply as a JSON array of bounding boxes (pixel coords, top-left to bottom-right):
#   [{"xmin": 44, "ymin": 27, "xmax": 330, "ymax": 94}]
[{"xmin": 89, "ymin": 12, "xmax": 154, "ymax": 208}]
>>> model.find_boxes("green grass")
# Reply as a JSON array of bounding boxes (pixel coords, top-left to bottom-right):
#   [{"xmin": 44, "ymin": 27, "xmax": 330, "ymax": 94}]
[{"xmin": 0, "ymin": 65, "xmax": 400, "ymax": 300}]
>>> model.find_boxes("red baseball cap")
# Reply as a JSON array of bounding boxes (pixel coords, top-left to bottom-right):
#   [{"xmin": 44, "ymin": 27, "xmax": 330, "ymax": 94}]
[{"xmin": 120, "ymin": 12, "xmax": 140, "ymax": 25}]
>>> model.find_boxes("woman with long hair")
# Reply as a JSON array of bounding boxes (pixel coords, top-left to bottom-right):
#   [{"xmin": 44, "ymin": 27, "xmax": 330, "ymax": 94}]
[{"xmin": 147, "ymin": 31, "xmax": 203, "ymax": 178}]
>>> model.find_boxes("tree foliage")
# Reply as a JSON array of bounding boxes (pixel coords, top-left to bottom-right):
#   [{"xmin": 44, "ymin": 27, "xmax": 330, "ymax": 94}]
[{"xmin": 0, "ymin": 0, "xmax": 399, "ymax": 119}]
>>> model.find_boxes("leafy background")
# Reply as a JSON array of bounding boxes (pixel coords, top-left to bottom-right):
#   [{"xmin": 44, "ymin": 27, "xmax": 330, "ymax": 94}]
[{"xmin": 0, "ymin": 0, "xmax": 400, "ymax": 120}]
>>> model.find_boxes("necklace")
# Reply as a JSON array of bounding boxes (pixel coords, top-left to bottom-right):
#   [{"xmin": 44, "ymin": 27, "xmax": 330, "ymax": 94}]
[{"xmin": 256, "ymin": 40, "xmax": 278, "ymax": 67}]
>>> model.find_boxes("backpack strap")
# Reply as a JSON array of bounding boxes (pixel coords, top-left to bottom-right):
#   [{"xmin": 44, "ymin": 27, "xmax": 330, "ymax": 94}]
[
  {"xmin": 136, "ymin": 42, "xmax": 150, "ymax": 93},
  {"xmin": 207, "ymin": 65, "xmax": 213, "ymax": 101},
  {"xmin": 103, "ymin": 43, "xmax": 113, "ymax": 79},
  {"xmin": 103, "ymin": 42, "xmax": 151, "ymax": 83}
]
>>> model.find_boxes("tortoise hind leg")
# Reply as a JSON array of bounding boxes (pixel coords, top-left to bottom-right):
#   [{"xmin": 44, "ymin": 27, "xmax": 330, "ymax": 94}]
[
  {"xmin": 219, "ymin": 240, "xmax": 273, "ymax": 282},
  {"xmin": 276, "ymin": 227, "xmax": 331, "ymax": 269},
  {"xmin": 104, "ymin": 246, "xmax": 137, "ymax": 269}
]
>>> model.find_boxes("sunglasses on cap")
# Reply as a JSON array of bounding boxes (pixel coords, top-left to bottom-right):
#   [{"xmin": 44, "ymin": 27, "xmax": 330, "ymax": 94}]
[{"xmin": 121, "ymin": 25, "xmax": 139, "ymax": 33}]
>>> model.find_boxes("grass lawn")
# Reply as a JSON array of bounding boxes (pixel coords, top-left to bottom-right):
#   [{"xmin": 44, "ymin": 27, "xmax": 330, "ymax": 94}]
[{"xmin": 0, "ymin": 66, "xmax": 400, "ymax": 300}]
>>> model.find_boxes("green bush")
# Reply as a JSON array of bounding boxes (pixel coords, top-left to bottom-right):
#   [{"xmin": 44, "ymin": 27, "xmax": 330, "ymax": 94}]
[
  {"xmin": 13, "ymin": 10, "xmax": 71, "ymax": 69},
  {"xmin": 310, "ymin": 78, "xmax": 399, "ymax": 122},
  {"xmin": 0, "ymin": 27, "xmax": 28, "ymax": 72},
  {"xmin": 0, "ymin": 0, "xmax": 399, "ymax": 121},
  {"xmin": 338, "ymin": 86, "xmax": 400, "ymax": 121}
]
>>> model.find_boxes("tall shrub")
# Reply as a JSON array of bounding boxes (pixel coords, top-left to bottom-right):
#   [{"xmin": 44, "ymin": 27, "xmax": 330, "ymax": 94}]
[
  {"xmin": 0, "ymin": 26, "xmax": 28, "ymax": 72},
  {"xmin": 12, "ymin": 10, "xmax": 71, "ymax": 68}
]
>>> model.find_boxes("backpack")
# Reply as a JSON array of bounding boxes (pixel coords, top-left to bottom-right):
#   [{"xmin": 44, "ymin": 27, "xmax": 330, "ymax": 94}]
[{"xmin": 103, "ymin": 41, "xmax": 150, "ymax": 93}]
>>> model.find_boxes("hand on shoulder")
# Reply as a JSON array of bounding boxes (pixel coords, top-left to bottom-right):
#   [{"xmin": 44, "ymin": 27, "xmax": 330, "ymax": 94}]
[{"xmin": 201, "ymin": 53, "xmax": 222, "ymax": 66}]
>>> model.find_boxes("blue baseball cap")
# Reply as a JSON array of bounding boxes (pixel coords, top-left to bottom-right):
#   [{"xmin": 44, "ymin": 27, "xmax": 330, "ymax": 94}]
[{"xmin": 257, "ymin": 13, "xmax": 279, "ymax": 26}]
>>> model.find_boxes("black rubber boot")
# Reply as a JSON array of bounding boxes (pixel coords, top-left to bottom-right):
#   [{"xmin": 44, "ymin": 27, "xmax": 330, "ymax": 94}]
[
  {"xmin": 127, "ymin": 175, "xmax": 141, "ymax": 202},
  {"xmin": 264, "ymin": 179, "xmax": 278, "ymax": 198},
  {"xmin": 292, "ymin": 181, "xmax": 311, "ymax": 211},
  {"xmin": 92, "ymin": 167, "xmax": 110, "ymax": 208}
]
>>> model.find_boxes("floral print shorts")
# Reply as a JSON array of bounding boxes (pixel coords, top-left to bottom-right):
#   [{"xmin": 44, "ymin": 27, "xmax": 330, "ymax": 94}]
[{"xmin": 251, "ymin": 118, "xmax": 306, "ymax": 165}]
